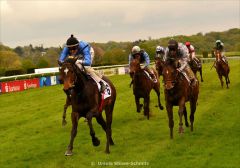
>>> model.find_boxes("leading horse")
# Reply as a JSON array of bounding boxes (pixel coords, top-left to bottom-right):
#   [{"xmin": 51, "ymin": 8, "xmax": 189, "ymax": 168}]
[
  {"xmin": 162, "ymin": 59, "xmax": 199, "ymax": 139},
  {"xmin": 58, "ymin": 57, "xmax": 116, "ymax": 155},
  {"xmin": 214, "ymin": 50, "xmax": 230, "ymax": 88},
  {"xmin": 129, "ymin": 57, "xmax": 164, "ymax": 119}
]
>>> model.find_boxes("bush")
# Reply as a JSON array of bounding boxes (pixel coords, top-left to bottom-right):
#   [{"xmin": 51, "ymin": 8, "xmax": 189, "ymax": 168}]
[{"xmin": 5, "ymin": 69, "xmax": 24, "ymax": 76}]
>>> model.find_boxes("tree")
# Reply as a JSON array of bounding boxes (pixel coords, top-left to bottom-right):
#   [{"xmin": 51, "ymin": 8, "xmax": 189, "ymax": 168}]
[{"xmin": 37, "ymin": 57, "xmax": 49, "ymax": 68}]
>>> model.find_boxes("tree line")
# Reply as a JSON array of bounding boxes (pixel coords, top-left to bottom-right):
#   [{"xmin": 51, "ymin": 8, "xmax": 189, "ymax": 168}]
[{"xmin": 0, "ymin": 28, "xmax": 239, "ymax": 76}]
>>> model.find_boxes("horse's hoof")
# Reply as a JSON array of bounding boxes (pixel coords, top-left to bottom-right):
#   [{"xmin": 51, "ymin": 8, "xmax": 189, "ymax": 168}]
[
  {"xmin": 185, "ymin": 122, "xmax": 189, "ymax": 127},
  {"xmin": 65, "ymin": 149, "xmax": 73, "ymax": 156},
  {"xmin": 93, "ymin": 138, "xmax": 100, "ymax": 146},
  {"xmin": 105, "ymin": 150, "xmax": 110, "ymax": 154},
  {"xmin": 62, "ymin": 120, "xmax": 67, "ymax": 126},
  {"xmin": 110, "ymin": 139, "xmax": 114, "ymax": 145},
  {"xmin": 159, "ymin": 105, "xmax": 164, "ymax": 110},
  {"xmin": 178, "ymin": 127, "xmax": 184, "ymax": 134}
]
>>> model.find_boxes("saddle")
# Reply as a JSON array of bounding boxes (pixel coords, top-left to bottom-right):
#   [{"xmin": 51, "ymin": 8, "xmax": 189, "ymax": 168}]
[{"xmin": 143, "ymin": 70, "xmax": 157, "ymax": 83}]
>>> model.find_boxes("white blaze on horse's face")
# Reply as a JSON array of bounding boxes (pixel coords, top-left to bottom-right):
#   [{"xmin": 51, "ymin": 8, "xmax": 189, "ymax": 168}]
[
  {"xmin": 166, "ymin": 70, "xmax": 169, "ymax": 74},
  {"xmin": 64, "ymin": 67, "xmax": 69, "ymax": 75}
]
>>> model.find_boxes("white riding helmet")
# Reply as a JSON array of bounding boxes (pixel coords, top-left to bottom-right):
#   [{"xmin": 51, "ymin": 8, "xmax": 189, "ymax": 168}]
[
  {"xmin": 132, "ymin": 46, "xmax": 141, "ymax": 55},
  {"xmin": 156, "ymin": 46, "xmax": 164, "ymax": 52}
]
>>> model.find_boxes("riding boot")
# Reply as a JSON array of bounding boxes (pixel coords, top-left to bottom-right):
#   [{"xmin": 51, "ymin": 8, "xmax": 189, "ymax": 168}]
[
  {"xmin": 185, "ymin": 66, "xmax": 196, "ymax": 86},
  {"xmin": 99, "ymin": 81, "xmax": 106, "ymax": 93},
  {"xmin": 150, "ymin": 73, "xmax": 157, "ymax": 83}
]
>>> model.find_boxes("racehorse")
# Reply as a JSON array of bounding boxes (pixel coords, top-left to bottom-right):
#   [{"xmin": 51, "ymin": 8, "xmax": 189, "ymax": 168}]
[
  {"xmin": 155, "ymin": 56, "xmax": 164, "ymax": 77},
  {"xmin": 58, "ymin": 57, "xmax": 116, "ymax": 155},
  {"xmin": 214, "ymin": 50, "xmax": 230, "ymax": 88},
  {"xmin": 189, "ymin": 57, "xmax": 203, "ymax": 82},
  {"xmin": 162, "ymin": 59, "xmax": 199, "ymax": 139},
  {"xmin": 129, "ymin": 57, "xmax": 164, "ymax": 119}
]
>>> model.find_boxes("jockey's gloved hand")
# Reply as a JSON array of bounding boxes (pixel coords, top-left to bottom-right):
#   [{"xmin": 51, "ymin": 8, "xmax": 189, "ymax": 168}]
[
  {"xmin": 58, "ymin": 60, "xmax": 63, "ymax": 66},
  {"xmin": 177, "ymin": 68, "xmax": 182, "ymax": 72},
  {"xmin": 75, "ymin": 59, "xmax": 83, "ymax": 64}
]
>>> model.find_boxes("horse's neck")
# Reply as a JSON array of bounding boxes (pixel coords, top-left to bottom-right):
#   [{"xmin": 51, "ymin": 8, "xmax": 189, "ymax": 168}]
[{"xmin": 74, "ymin": 67, "xmax": 87, "ymax": 88}]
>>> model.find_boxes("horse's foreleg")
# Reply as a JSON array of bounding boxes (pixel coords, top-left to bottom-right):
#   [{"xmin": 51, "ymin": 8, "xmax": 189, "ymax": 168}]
[
  {"xmin": 218, "ymin": 74, "xmax": 224, "ymax": 88},
  {"xmin": 199, "ymin": 68, "xmax": 203, "ymax": 82},
  {"xmin": 87, "ymin": 113, "xmax": 100, "ymax": 147},
  {"xmin": 144, "ymin": 96, "xmax": 150, "ymax": 119},
  {"xmin": 153, "ymin": 86, "xmax": 164, "ymax": 110},
  {"xmin": 62, "ymin": 96, "xmax": 71, "ymax": 126},
  {"xmin": 190, "ymin": 101, "xmax": 197, "ymax": 132},
  {"xmin": 65, "ymin": 112, "xmax": 79, "ymax": 156},
  {"xmin": 178, "ymin": 103, "xmax": 185, "ymax": 134},
  {"xmin": 135, "ymin": 96, "xmax": 142, "ymax": 113},
  {"xmin": 225, "ymin": 76, "xmax": 229, "ymax": 89},
  {"xmin": 166, "ymin": 104, "xmax": 174, "ymax": 139},
  {"xmin": 183, "ymin": 106, "xmax": 189, "ymax": 127}
]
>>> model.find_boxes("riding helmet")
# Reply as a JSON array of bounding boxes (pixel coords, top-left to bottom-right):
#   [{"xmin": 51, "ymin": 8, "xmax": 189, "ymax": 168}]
[
  {"xmin": 185, "ymin": 41, "xmax": 191, "ymax": 46},
  {"xmin": 168, "ymin": 39, "xmax": 178, "ymax": 50},
  {"xmin": 132, "ymin": 46, "xmax": 141, "ymax": 55},
  {"xmin": 66, "ymin": 34, "xmax": 79, "ymax": 47}
]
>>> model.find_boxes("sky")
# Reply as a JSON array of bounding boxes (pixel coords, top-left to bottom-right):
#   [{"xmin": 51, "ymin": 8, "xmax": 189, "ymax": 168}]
[{"xmin": 0, "ymin": 0, "xmax": 239, "ymax": 48}]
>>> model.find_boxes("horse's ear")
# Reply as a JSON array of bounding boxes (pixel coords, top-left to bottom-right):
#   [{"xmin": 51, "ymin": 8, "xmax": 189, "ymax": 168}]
[{"xmin": 58, "ymin": 60, "xmax": 63, "ymax": 66}]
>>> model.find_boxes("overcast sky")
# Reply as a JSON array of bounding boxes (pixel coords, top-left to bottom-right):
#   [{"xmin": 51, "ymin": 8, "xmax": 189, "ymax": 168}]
[{"xmin": 0, "ymin": 0, "xmax": 239, "ymax": 48}]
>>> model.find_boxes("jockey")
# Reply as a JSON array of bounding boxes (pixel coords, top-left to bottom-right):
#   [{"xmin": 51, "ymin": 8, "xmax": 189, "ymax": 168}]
[
  {"xmin": 129, "ymin": 45, "xmax": 157, "ymax": 82},
  {"xmin": 215, "ymin": 40, "xmax": 228, "ymax": 64},
  {"xmin": 155, "ymin": 46, "xmax": 165, "ymax": 59},
  {"xmin": 185, "ymin": 42, "xmax": 201, "ymax": 68},
  {"xmin": 164, "ymin": 39, "xmax": 197, "ymax": 85},
  {"xmin": 59, "ymin": 34, "xmax": 106, "ymax": 93}
]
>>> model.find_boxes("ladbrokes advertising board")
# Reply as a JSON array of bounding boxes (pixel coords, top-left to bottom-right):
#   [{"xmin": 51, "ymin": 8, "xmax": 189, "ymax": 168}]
[{"xmin": 0, "ymin": 78, "xmax": 40, "ymax": 93}]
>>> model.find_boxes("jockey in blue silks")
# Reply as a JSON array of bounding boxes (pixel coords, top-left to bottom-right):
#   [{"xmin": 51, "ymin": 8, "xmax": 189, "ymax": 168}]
[
  {"xmin": 59, "ymin": 34, "xmax": 106, "ymax": 92},
  {"xmin": 129, "ymin": 45, "xmax": 156, "ymax": 82}
]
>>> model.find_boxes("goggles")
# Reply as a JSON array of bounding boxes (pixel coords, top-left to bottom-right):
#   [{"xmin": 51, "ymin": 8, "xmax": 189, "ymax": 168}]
[{"xmin": 68, "ymin": 46, "xmax": 78, "ymax": 51}]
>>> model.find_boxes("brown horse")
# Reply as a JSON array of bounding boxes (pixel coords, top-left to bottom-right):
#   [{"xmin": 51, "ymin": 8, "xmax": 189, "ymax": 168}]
[
  {"xmin": 155, "ymin": 56, "xmax": 164, "ymax": 77},
  {"xmin": 189, "ymin": 57, "xmax": 203, "ymax": 82},
  {"xmin": 162, "ymin": 59, "xmax": 199, "ymax": 139},
  {"xmin": 58, "ymin": 58, "xmax": 116, "ymax": 155},
  {"xmin": 214, "ymin": 50, "xmax": 230, "ymax": 88},
  {"xmin": 129, "ymin": 58, "xmax": 164, "ymax": 119}
]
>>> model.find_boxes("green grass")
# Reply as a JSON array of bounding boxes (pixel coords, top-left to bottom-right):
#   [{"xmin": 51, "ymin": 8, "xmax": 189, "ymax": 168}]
[{"xmin": 0, "ymin": 60, "xmax": 239, "ymax": 168}]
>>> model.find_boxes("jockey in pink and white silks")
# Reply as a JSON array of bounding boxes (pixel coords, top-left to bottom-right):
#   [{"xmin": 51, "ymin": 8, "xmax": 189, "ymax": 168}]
[
  {"xmin": 164, "ymin": 39, "xmax": 197, "ymax": 86},
  {"xmin": 185, "ymin": 42, "xmax": 201, "ymax": 68}
]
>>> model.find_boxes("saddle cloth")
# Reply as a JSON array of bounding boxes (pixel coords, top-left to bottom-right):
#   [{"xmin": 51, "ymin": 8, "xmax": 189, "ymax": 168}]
[
  {"xmin": 90, "ymin": 76, "xmax": 111, "ymax": 99},
  {"xmin": 143, "ymin": 70, "xmax": 158, "ymax": 83}
]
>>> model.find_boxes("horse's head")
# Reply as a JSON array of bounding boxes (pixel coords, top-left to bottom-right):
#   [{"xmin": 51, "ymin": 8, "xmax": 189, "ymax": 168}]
[
  {"xmin": 155, "ymin": 57, "xmax": 164, "ymax": 75},
  {"xmin": 59, "ymin": 58, "xmax": 79, "ymax": 95},
  {"xmin": 214, "ymin": 50, "xmax": 222, "ymax": 61},
  {"xmin": 162, "ymin": 60, "xmax": 179, "ymax": 90},
  {"xmin": 129, "ymin": 58, "xmax": 141, "ymax": 78}
]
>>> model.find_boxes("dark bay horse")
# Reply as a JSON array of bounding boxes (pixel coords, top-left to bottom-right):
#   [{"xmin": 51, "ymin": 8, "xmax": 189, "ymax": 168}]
[
  {"xmin": 189, "ymin": 57, "xmax": 203, "ymax": 82},
  {"xmin": 155, "ymin": 56, "xmax": 164, "ymax": 77},
  {"xmin": 129, "ymin": 58, "xmax": 164, "ymax": 119},
  {"xmin": 162, "ymin": 60, "xmax": 199, "ymax": 139},
  {"xmin": 214, "ymin": 50, "xmax": 230, "ymax": 88},
  {"xmin": 58, "ymin": 58, "xmax": 116, "ymax": 155}
]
